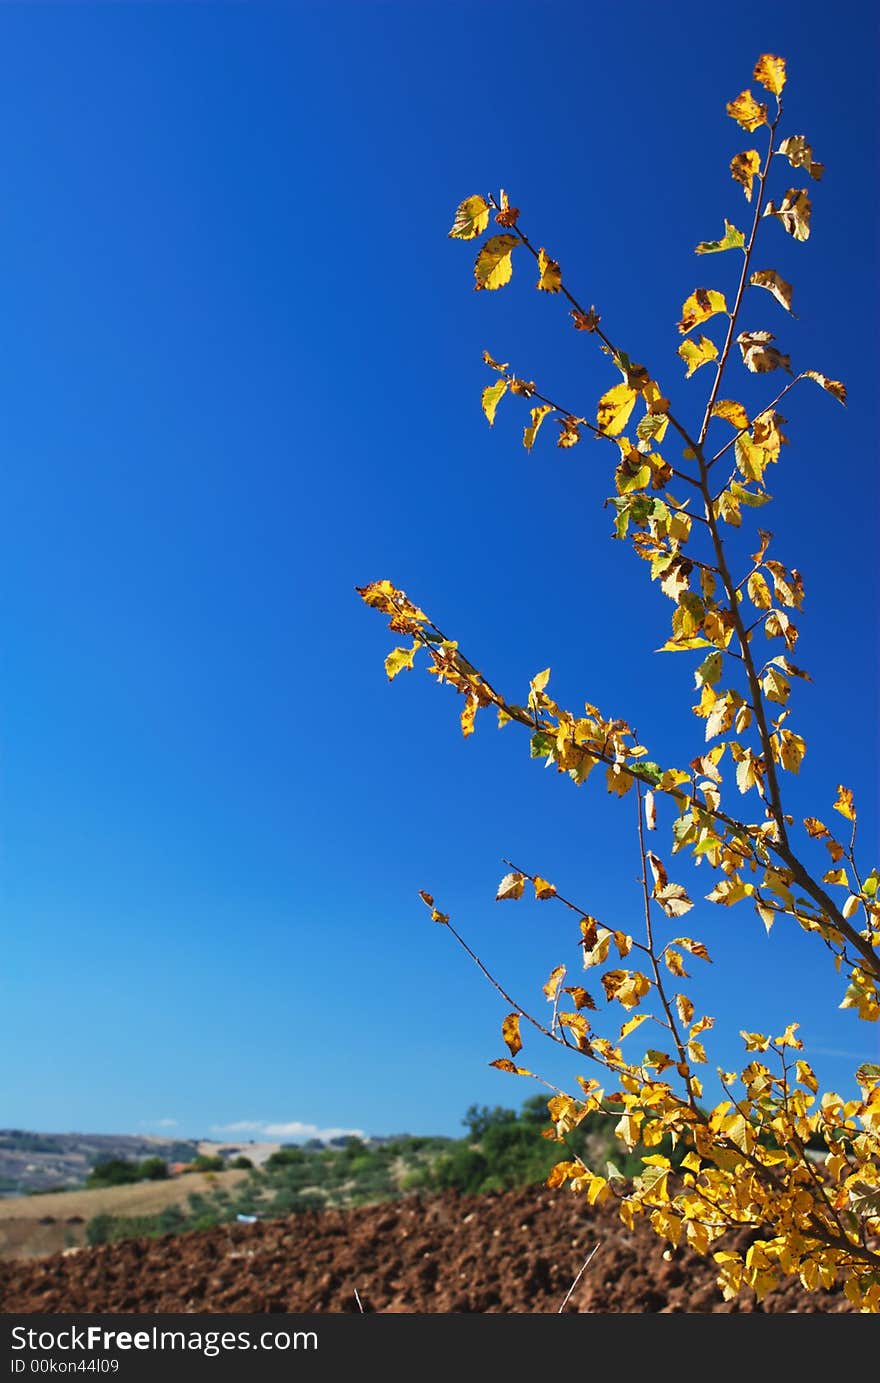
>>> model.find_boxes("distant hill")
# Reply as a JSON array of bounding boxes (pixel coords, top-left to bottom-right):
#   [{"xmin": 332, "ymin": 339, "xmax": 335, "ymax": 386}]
[{"xmin": 0, "ymin": 1131, "xmax": 199, "ymax": 1197}]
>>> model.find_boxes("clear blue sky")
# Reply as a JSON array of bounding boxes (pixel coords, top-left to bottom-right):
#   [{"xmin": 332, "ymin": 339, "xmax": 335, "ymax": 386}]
[{"xmin": 1, "ymin": 2, "xmax": 876, "ymax": 1142}]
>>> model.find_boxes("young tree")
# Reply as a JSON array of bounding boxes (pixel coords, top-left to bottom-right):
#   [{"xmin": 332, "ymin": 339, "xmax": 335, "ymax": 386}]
[{"xmin": 359, "ymin": 54, "xmax": 879, "ymax": 1309}]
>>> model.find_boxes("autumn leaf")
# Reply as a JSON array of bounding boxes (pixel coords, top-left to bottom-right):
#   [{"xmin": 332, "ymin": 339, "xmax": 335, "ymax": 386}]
[
  {"xmin": 737, "ymin": 331, "xmax": 791, "ymax": 375},
  {"xmin": 448, "ymin": 194, "xmax": 490, "ymax": 240},
  {"xmin": 597, "ymin": 382, "xmax": 638, "ymax": 436},
  {"xmin": 726, "ymin": 89, "xmax": 768, "ymax": 132},
  {"xmin": 695, "ymin": 220, "xmax": 745, "ymax": 255},
  {"xmin": 731, "ymin": 149, "xmax": 761, "ymax": 201},
  {"xmin": 537, "ymin": 247, "xmax": 562, "ymax": 292},
  {"xmin": 482, "ymin": 349, "xmax": 508, "ymax": 372},
  {"xmin": 655, "ymin": 884, "xmax": 694, "ymax": 919},
  {"xmin": 678, "ymin": 335, "xmax": 719, "ymax": 378},
  {"xmin": 496, "ymin": 871, "xmax": 525, "ymax": 901},
  {"xmin": 803, "ymin": 371, "xmax": 846, "ymax": 405},
  {"xmin": 747, "ymin": 571, "xmax": 772, "ymax": 610},
  {"xmin": 543, "ymin": 965, "xmax": 566, "ymax": 1002},
  {"xmin": 763, "ymin": 190, "xmax": 811, "ymax": 242},
  {"xmin": 481, "ymin": 378, "xmax": 508, "ymax": 425},
  {"xmin": 735, "ymin": 436, "xmax": 768, "ymax": 483},
  {"xmin": 750, "ymin": 269, "xmax": 794, "ymax": 314},
  {"xmin": 460, "ymin": 693, "xmax": 478, "ymax": 738},
  {"xmin": 620, "ymin": 1013, "xmax": 649, "ymax": 1040},
  {"xmin": 833, "ymin": 785, "xmax": 856, "ymax": 822},
  {"xmin": 557, "ymin": 415, "xmax": 583, "ymax": 448},
  {"xmin": 523, "ymin": 404, "xmax": 553, "ymax": 452},
  {"xmin": 564, "ymin": 986, "xmax": 596, "ymax": 1011},
  {"xmin": 490, "ymin": 1058, "xmax": 532, "ymax": 1076},
  {"xmin": 678, "ymin": 289, "xmax": 728, "ymax": 335},
  {"xmin": 601, "ymin": 969, "xmax": 651, "ymax": 1010},
  {"xmin": 712, "ymin": 399, "xmax": 750, "ymax": 430},
  {"xmin": 777, "ymin": 134, "xmax": 824, "ymax": 181},
  {"xmin": 571, "ymin": 306, "xmax": 600, "ymax": 332},
  {"xmin": 474, "ymin": 233, "xmax": 520, "ymax": 290},
  {"xmin": 534, "ymin": 876, "xmax": 557, "ymax": 900},
  {"xmin": 494, "ymin": 188, "xmax": 520, "ymax": 227},
  {"xmin": 665, "ymin": 949, "xmax": 689, "ymax": 978},
  {"xmin": 676, "ymin": 994, "xmax": 694, "ymax": 1026},
  {"xmin": 673, "ymin": 936, "xmax": 711, "ymax": 962},
  {"xmin": 384, "ymin": 644, "xmax": 418, "ymax": 680},
  {"xmin": 502, "ymin": 1012, "xmax": 523, "ymax": 1059},
  {"xmin": 754, "ymin": 54, "xmax": 786, "ymax": 95}
]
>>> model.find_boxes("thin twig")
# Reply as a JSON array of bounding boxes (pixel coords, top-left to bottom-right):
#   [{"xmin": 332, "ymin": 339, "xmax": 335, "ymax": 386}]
[{"xmin": 557, "ymin": 1241, "xmax": 602, "ymax": 1312}]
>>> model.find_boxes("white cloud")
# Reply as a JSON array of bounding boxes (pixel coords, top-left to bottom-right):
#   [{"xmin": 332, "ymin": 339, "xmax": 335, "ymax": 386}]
[
  {"xmin": 210, "ymin": 1119, "xmax": 365, "ymax": 1142},
  {"xmin": 139, "ymin": 1118, "xmax": 178, "ymax": 1129}
]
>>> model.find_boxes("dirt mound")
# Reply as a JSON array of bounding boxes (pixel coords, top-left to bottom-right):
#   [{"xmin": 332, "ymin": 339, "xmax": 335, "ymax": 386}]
[{"xmin": 0, "ymin": 1187, "xmax": 854, "ymax": 1313}]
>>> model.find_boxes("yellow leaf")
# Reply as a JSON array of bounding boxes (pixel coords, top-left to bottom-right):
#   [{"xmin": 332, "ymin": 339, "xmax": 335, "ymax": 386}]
[
  {"xmin": 460, "ymin": 693, "xmax": 478, "ymax": 738},
  {"xmin": 749, "ymin": 269, "xmax": 794, "ymax": 314},
  {"xmin": 678, "ymin": 288, "xmax": 728, "ymax": 335},
  {"xmin": 543, "ymin": 965, "xmax": 566, "ymax": 1002},
  {"xmin": 536, "ymin": 247, "xmax": 562, "ymax": 292},
  {"xmin": 481, "ymin": 378, "xmax": 508, "ymax": 425},
  {"xmin": 665, "ymin": 949, "xmax": 689, "ymax": 978},
  {"xmin": 502, "ymin": 1012, "xmax": 523, "ymax": 1059},
  {"xmin": 546, "ymin": 1160, "xmax": 580, "ymax": 1189},
  {"xmin": 735, "ymin": 435, "xmax": 769, "ymax": 482},
  {"xmin": 601, "ymin": 968, "xmax": 651, "ymax": 1010},
  {"xmin": 655, "ymin": 883, "xmax": 694, "ymax": 919},
  {"xmin": 687, "ymin": 1039, "xmax": 708, "ymax": 1064},
  {"xmin": 695, "ymin": 219, "xmax": 745, "ymax": 255},
  {"xmin": 534, "ymin": 876, "xmax": 557, "ymax": 901},
  {"xmin": 496, "ymin": 871, "xmax": 525, "ymax": 901},
  {"xmin": 557, "ymin": 415, "xmax": 583, "ymax": 448},
  {"xmin": 529, "ymin": 667, "xmax": 550, "ymax": 699},
  {"xmin": 741, "ymin": 1031, "xmax": 770, "ymax": 1052},
  {"xmin": 747, "ymin": 571, "xmax": 772, "ymax": 610},
  {"xmin": 672, "ymin": 936, "xmax": 711, "ymax": 962},
  {"xmin": 482, "ymin": 349, "xmax": 509, "ymax": 372},
  {"xmin": 777, "ymin": 134, "xmax": 824, "ymax": 181},
  {"xmin": 564, "ymin": 986, "xmax": 596, "ymax": 1012},
  {"xmin": 737, "ymin": 330, "xmax": 791, "ymax": 375},
  {"xmin": 597, "ymin": 382, "xmax": 638, "ymax": 436},
  {"xmin": 676, "ymin": 993, "xmax": 694, "ymax": 1026},
  {"xmin": 726, "ymin": 89, "xmax": 768, "ymax": 132},
  {"xmin": 795, "ymin": 1060, "xmax": 818, "ymax": 1093},
  {"xmin": 384, "ymin": 644, "xmax": 418, "ymax": 680},
  {"xmin": 448, "ymin": 194, "xmax": 490, "ymax": 240},
  {"xmin": 731, "ymin": 149, "xmax": 761, "ymax": 201},
  {"xmin": 772, "ymin": 727, "xmax": 806, "ymax": 772},
  {"xmin": 803, "ymin": 370, "xmax": 846, "ymax": 405},
  {"xmin": 753, "ymin": 54, "xmax": 786, "ymax": 95},
  {"xmin": 833, "ymin": 785, "xmax": 856, "ymax": 822},
  {"xmin": 523, "ymin": 404, "xmax": 553, "ymax": 452},
  {"xmin": 490, "ymin": 1057, "xmax": 532, "ymax": 1076},
  {"xmin": 508, "ymin": 377, "xmax": 534, "ymax": 397},
  {"xmin": 620, "ymin": 1013, "xmax": 649, "ymax": 1039},
  {"xmin": 712, "ymin": 398, "xmax": 750, "ymax": 430},
  {"xmin": 678, "ymin": 335, "xmax": 718, "ymax": 378},
  {"xmin": 474, "ymin": 233, "xmax": 520, "ymax": 291},
  {"xmin": 774, "ymin": 1022, "xmax": 802, "ymax": 1049},
  {"xmin": 763, "ymin": 189, "xmax": 811, "ymax": 242}
]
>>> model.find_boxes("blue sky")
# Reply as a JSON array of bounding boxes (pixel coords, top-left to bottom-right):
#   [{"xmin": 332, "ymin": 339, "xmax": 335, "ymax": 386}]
[{"xmin": 1, "ymin": 1, "xmax": 876, "ymax": 1143}]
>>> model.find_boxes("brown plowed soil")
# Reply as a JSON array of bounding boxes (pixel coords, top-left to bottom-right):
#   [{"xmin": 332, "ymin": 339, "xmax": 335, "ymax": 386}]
[{"xmin": 0, "ymin": 1188, "xmax": 854, "ymax": 1313}]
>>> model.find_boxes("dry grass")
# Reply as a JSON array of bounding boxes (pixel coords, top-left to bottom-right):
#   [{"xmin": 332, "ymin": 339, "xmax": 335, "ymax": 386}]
[{"xmin": 0, "ymin": 1170, "xmax": 249, "ymax": 1261}]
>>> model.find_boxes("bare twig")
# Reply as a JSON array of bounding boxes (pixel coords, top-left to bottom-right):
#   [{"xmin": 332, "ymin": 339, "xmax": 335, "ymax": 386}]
[{"xmin": 557, "ymin": 1241, "xmax": 602, "ymax": 1312}]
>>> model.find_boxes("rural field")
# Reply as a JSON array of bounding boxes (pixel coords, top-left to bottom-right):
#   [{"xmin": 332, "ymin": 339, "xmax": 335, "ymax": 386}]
[
  {"xmin": 0, "ymin": 1171, "xmax": 249, "ymax": 1261},
  {"xmin": 0, "ymin": 1187, "xmax": 857, "ymax": 1313}
]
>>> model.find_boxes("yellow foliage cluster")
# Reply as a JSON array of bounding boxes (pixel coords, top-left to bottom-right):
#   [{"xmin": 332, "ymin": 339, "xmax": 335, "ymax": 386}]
[{"xmin": 361, "ymin": 54, "xmax": 879, "ymax": 1309}]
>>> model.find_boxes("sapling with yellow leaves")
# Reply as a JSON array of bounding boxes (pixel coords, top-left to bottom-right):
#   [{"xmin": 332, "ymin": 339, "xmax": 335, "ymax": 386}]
[{"xmin": 359, "ymin": 55, "xmax": 880, "ymax": 1309}]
